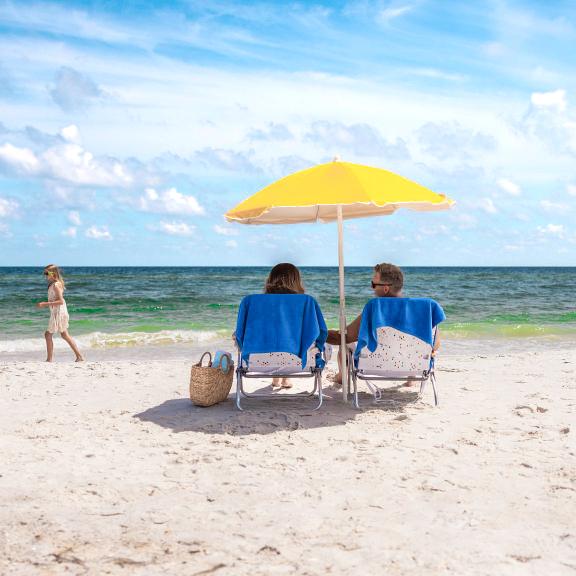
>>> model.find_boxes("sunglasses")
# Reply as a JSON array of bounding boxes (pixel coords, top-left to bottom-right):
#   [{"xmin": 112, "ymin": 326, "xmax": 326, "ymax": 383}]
[
  {"xmin": 44, "ymin": 271, "xmax": 54, "ymax": 276},
  {"xmin": 371, "ymin": 281, "xmax": 392, "ymax": 289}
]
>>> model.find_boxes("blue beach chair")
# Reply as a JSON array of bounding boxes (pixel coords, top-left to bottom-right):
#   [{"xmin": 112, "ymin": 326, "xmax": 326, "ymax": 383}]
[
  {"xmin": 348, "ymin": 298, "xmax": 446, "ymax": 408},
  {"xmin": 234, "ymin": 294, "xmax": 329, "ymax": 411}
]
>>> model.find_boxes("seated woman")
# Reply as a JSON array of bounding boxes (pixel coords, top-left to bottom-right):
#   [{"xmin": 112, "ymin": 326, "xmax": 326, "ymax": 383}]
[{"xmin": 263, "ymin": 263, "xmax": 305, "ymax": 389}]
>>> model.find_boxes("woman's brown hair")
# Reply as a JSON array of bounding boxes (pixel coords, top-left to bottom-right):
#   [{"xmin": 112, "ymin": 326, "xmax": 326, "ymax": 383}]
[
  {"xmin": 44, "ymin": 264, "xmax": 66, "ymax": 291},
  {"xmin": 264, "ymin": 263, "xmax": 305, "ymax": 294}
]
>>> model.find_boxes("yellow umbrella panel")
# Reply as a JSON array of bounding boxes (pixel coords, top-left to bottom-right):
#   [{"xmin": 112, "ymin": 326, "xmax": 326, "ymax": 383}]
[
  {"xmin": 225, "ymin": 160, "xmax": 455, "ymax": 402},
  {"xmin": 226, "ymin": 161, "xmax": 453, "ymax": 224}
]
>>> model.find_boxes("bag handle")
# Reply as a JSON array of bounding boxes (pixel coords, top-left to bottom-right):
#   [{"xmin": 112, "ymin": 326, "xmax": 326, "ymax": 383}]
[
  {"xmin": 196, "ymin": 351, "xmax": 212, "ymax": 367},
  {"xmin": 219, "ymin": 352, "xmax": 233, "ymax": 375}
]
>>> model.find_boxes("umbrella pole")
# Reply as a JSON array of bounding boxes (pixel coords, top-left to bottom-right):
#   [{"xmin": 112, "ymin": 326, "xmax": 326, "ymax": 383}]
[{"xmin": 337, "ymin": 205, "xmax": 349, "ymax": 402}]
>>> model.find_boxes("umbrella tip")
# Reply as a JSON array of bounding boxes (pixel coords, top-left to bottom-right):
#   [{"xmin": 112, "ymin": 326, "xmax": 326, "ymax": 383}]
[{"xmin": 332, "ymin": 155, "xmax": 341, "ymax": 162}]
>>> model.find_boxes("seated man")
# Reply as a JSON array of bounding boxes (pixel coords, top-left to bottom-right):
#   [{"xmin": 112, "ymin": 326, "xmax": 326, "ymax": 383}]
[{"xmin": 327, "ymin": 262, "xmax": 441, "ymax": 383}]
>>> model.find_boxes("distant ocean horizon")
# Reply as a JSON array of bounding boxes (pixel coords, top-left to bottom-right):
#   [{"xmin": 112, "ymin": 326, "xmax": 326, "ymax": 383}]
[{"xmin": 1, "ymin": 266, "xmax": 575, "ymax": 358}]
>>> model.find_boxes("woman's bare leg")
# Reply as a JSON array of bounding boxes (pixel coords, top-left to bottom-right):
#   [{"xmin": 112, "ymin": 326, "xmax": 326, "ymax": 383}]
[
  {"xmin": 44, "ymin": 331, "xmax": 54, "ymax": 362},
  {"xmin": 60, "ymin": 331, "xmax": 84, "ymax": 361}
]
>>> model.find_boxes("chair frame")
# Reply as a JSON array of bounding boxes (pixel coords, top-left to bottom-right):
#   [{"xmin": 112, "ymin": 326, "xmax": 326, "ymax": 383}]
[
  {"xmin": 347, "ymin": 330, "xmax": 439, "ymax": 409},
  {"xmin": 235, "ymin": 349, "xmax": 327, "ymax": 411}
]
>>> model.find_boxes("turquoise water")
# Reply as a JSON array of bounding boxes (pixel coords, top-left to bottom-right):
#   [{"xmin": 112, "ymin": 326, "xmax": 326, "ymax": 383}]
[{"xmin": 1, "ymin": 266, "xmax": 575, "ymax": 353}]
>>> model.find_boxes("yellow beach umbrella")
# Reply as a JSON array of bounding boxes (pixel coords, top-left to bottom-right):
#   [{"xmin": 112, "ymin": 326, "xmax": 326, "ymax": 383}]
[{"xmin": 225, "ymin": 159, "xmax": 455, "ymax": 401}]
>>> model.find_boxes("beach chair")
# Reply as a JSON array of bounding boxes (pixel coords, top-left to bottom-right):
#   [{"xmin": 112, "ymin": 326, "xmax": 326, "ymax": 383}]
[
  {"xmin": 234, "ymin": 294, "xmax": 329, "ymax": 411},
  {"xmin": 347, "ymin": 297, "xmax": 446, "ymax": 408}
]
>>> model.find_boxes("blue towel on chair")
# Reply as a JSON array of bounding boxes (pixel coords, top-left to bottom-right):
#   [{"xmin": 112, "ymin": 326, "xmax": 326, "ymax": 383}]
[
  {"xmin": 235, "ymin": 294, "xmax": 328, "ymax": 369},
  {"xmin": 355, "ymin": 297, "xmax": 446, "ymax": 363}
]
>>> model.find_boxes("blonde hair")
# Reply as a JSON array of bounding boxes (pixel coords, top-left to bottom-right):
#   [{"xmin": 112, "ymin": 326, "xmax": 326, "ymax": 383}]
[
  {"xmin": 44, "ymin": 264, "xmax": 66, "ymax": 291},
  {"xmin": 265, "ymin": 263, "xmax": 305, "ymax": 294}
]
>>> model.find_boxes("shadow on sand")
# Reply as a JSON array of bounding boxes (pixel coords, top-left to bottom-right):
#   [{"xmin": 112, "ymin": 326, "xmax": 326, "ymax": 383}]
[{"xmin": 134, "ymin": 385, "xmax": 421, "ymax": 435}]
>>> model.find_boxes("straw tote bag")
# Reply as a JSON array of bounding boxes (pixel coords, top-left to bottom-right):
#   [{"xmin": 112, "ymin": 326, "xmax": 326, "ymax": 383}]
[{"xmin": 189, "ymin": 351, "xmax": 234, "ymax": 407}]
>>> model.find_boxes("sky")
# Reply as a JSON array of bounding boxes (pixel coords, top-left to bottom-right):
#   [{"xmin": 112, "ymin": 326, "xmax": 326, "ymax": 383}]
[{"xmin": 0, "ymin": 0, "xmax": 575, "ymax": 266}]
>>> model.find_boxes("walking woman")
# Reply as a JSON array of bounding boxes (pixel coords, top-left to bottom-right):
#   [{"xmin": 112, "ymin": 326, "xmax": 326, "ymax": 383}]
[{"xmin": 36, "ymin": 264, "xmax": 84, "ymax": 362}]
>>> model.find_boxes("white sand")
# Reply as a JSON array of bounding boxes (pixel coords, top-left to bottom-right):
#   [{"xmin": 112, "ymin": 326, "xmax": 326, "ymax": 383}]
[{"xmin": 1, "ymin": 346, "xmax": 575, "ymax": 575}]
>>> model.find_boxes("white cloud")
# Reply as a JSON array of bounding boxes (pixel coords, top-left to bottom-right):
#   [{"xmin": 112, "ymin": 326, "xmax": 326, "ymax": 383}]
[
  {"xmin": 408, "ymin": 68, "xmax": 466, "ymax": 82},
  {"xmin": 477, "ymin": 197, "xmax": 497, "ymax": 214},
  {"xmin": 42, "ymin": 143, "xmax": 133, "ymax": 187},
  {"xmin": 378, "ymin": 5, "xmax": 413, "ymax": 24},
  {"xmin": 530, "ymin": 89, "xmax": 567, "ymax": 112},
  {"xmin": 450, "ymin": 212, "xmax": 477, "ymax": 229},
  {"xmin": 138, "ymin": 187, "xmax": 205, "ymax": 216},
  {"xmin": 497, "ymin": 178, "xmax": 521, "ymax": 196},
  {"xmin": 0, "ymin": 139, "xmax": 133, "ymax": 187},
  {"xmin": 540, "ymin": 200, "xmax": 569, "ymax": 212},
  {"xmin": 537, "ymin": 223, "xmax": 564, "ymax": 237},
  {"xmin": 193, "ymin": 148, "xmax": 260, "ymax": 173},
  {"xmin": 248, "ymin": 123, "xmax": 293, "ymax": 142},
  {"xmin": 305, "ymin": 121, "xmax": 410, "ymax": 159},
  {"xmin": 225, "ymin": 239, "xmax": 238, "ymax": 248},
  {"xmin": 62, "ymin": 227, "xmax": 77, "ymax": 237},
  {"xmin": 0, "ymin": 197, "xmax": 19, "ymax": 218},
  {"xmin": 60, "ymin": 124, "xmax": 81, "ymax": 144},
  {"xmin": 273, "ymin": 155, "xmax": 314, "ymax": 177},
  {"xmin": 49, "ymin": 66, "xmax": 103, "ymax": 112},
  {"xmin": 567, "ymin": 184, "xmax": 576, "ymax": 197},
  {"xmin": 417, "ymin": 122, "xmax": 496, "ymax": 160},
  {"xmin": 158, "ymin": 221, "xmax": 195, "ymax": 237},
  {"xmin": 421, "ymin": 224, "xmax": 450, "ymax": 236},
  {"xmin": 85, "ymin": 225, "xmax": 112, "ymax": 240},
  {"xmin": 213, "ymin": 224, "xmax": 239, "ymax": 236},
  {"xmin": 516, "ymin": 90, "xmax": 576, "ymax": 157},
  {"xmin": 0, "ymin": 143, "xmax": 39, "ymax": 174},
  {"xmin": 68, "ymin": 211, "xmax": 82, "ymax": 226}
]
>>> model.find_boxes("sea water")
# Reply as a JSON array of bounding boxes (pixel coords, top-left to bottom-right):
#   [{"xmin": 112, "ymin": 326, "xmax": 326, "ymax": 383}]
[{"xmin": 1, "ymin": 266, "xmax": 575, "ymax": 360}]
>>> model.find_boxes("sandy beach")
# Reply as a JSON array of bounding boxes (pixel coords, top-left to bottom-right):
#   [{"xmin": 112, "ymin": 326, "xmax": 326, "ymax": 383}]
[{"xmin": 1, "ymin": 343, "xmax": 575, "ymax": 575}]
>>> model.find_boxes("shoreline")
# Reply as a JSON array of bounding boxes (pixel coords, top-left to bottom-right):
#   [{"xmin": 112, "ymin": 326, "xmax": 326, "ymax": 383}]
[{"xmin": 2, "ymin": 334, "xmax": 576, "ymax": 363}]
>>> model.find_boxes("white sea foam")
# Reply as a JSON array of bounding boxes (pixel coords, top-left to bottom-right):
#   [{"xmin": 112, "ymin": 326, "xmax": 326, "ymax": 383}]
[{"xmin": 0, "ymin": 329, "xmax": 225, "ymax": 353}]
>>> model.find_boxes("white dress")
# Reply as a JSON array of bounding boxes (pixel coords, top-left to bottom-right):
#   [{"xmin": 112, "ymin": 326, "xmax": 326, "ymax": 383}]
[{"xmin": 47, "ymin": 282, "xmax": 70, "ymax": 333}]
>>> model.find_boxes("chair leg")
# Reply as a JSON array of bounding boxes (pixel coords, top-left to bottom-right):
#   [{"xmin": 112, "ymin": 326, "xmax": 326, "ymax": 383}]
[
  {"xmin": 364, "ymin": 379, "xmax": 381, "ymax": 403},
  {"xmin": 419, "ymin": 378, "xmax": 427, "ymax": 398},
  {"xmin": 351, "ymin": 372, "xmax": 360, "ymax": 409},
  {"xmin": 313, "ymin": 371, "xmax": 323, "ymax": 411},
  {"xmin": 430, "ymin": 372, "xmax": 439, "ymax": 407},
  {"xmin": 346, "ymin": 348, "xmax": 361, "ymax": 409},
  {"xmin": 307, "ymin": 375, "xmax": 319, "ymax": 398},
  {"xmin": 235, "ymin": 370, "xmax": 244, "ymax": 411}
]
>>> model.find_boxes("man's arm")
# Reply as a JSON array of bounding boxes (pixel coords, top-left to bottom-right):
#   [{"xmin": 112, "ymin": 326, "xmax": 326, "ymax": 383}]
[{"xmin": 327, "ymin": 314, "xmax": 362, "ymax": 345}]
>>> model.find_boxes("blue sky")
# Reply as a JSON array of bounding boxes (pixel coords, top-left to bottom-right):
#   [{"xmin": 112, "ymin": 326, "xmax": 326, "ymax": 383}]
[{"xmin": 0, "ymin": 0, "xmax": 575, "ymax": 266}]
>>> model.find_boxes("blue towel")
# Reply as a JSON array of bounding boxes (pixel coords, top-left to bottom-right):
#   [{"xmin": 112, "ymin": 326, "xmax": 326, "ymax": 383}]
[
  {"xmin": 355, "ymin": 297, "xmax": 446, "ymax": 363},
  {"xmin": 235, "ymin": 294, "xmax": 328, "ymax": 369}
]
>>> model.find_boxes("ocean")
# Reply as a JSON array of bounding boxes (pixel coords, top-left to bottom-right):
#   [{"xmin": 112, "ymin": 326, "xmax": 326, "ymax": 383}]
[{"xmin": 1, "ymin": 266, "xmax": 575, "ymax": 360}]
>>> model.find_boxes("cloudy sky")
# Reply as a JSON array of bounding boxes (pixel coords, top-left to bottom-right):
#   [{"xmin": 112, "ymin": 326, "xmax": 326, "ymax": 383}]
[{"xmin": 0, "ymin": 0, "xmax": 575, "ymax": 266}]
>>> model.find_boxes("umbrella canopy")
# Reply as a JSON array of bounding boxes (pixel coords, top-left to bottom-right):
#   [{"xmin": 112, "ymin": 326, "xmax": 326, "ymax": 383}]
[
  {"xmin": 225, "ymin": 160, "xmax": 455, "ymax": 402},
  {"xmin": 225, "ymin": 160, "xmax": 454, "ymax": 224}
]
